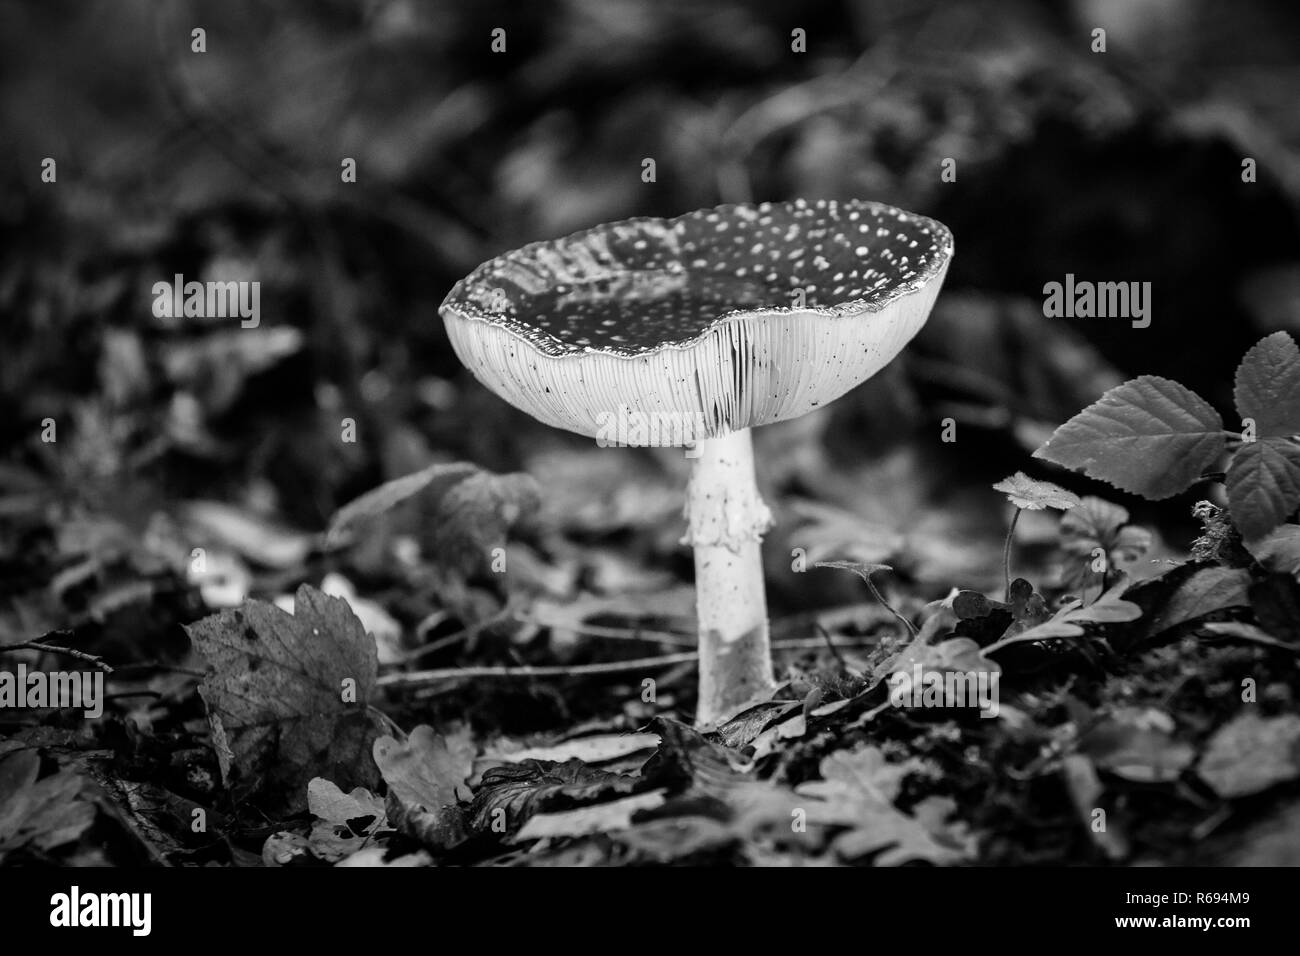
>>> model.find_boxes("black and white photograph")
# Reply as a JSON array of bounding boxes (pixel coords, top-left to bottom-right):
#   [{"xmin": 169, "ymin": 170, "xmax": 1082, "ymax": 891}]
[{"xmin": 1, "ymin": 0, "xmax": 1298, "ymax": 929}]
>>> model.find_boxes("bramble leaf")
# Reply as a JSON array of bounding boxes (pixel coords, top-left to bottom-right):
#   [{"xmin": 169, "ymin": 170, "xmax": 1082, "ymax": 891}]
[
  {"xmin": 1033, "ymin": 376, "xmax": 1225, "ymax": 499},
  {"xmin": 1234, "ymin": 332, "xmax": 1300, "ymax": 439},
  {"xmin": 1226, "ymin": 438, "xmax": 1300, "ymax": 542}
]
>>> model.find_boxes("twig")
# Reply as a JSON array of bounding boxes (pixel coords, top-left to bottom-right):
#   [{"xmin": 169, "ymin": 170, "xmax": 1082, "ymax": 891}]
[
  {"xmin": 815, "ymin": 622, "xmax": 848, "ymax": 670},
  {"xmin": 513, "ymin": 616, "xmax": 696, "ymax": 647},
  {"xmin": 1003, "ymin": 506, "xmax": 1023, "ymax": 602},
  {"xmin": 378, "ymin": 652, "xmax": 701, "ymax": 689},
  {"xmin": 0, "ymin": 642, "xmax": 114, "ymax": 673},
  {"xmin": 397, "ymin": 609, "xmax": 516, "ymax": 664}
]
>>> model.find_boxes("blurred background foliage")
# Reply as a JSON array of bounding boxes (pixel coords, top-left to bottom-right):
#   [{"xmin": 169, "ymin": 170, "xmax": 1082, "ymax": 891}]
[{"xmin": 1, "ymin": 0, "xmax": 1299, "ymax": 634}]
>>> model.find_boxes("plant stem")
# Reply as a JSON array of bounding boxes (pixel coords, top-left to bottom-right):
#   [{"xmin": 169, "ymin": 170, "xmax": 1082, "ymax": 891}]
[
  {"xmin": 861, "ymin": 572, "xmax": 918, "ymax": 638},
  {"xmin": 1003, "ymin": 507, "xmax": 1023, "ymax": 602},
  {"xmin": 684, "ymin": 428, "xmax": 777, "ymax": 727}
]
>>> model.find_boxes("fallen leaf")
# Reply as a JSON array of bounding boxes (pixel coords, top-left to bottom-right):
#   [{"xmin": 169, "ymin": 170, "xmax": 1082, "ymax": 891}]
[
  {"xmin": 795, "ymin": 747, "xmax": 971, "ymax": 865},
  {"xmin": 487, "ymin": 733, "xmax": 661, "ymax": 765},
  {"xmin": 262, "ymin": 830, "xmax": 315, "ymax": 867},
  {"xmin": 1079, "ymin": 708, "xmax": 1194, "ymax": 783},
  {"xmin": 306, "ymin": 778, "xmax": 386, "ymax": 863},
  {"xmin": 373, "ymin": 725, "xmax": 474, "ymax": 851},
  {"xmin": 325, "ymin": 462, "xmax": 478, "ymax": 548},
  {"xmin": 1060, "ymin": 754, "xmax": 1128, "ymax": 860},
  {"xmin": 185, "ymin": 584, "xmax": 387, "ymax": 813},
  {"xmin": 1198, "ymin": 712, "xmax": 1300, "ymax": 798},
  {"xmin": 471, "ymin": 759, "xmax": 642, "ymax": 834},
  {"xmin": 612, "ymin": 815, "xmax": 737, "ymax": 863},
  {"xmin": 181, "ymin": 500, "xmax": 314, "ymax": 570},
  {"xmin": 336, "ymin": 846, "xmax": 433, "ymax": 867},
  {"xmin": 1219, "ymin": 800, "xmax": 1300, "ymax": 865},
  {"xmin": 0, "ymin": 749, "xmax": 96, "ymax": 858},
  {"xmin": 512, "ymin": 790, "xmax": 667, "ymax": 842}
]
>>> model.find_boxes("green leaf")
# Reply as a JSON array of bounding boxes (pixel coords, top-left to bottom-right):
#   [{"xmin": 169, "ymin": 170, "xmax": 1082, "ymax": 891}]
[
  {"xmin": 992, "ymin": 471, "xmax": 1081, "ymax": 511},
  {"xmin": 1234, "ymin": 332, "xmax": 1300, "ymax": 439},
  {"xmin": 1136, "ymin": 566, "xmax": 1250, "ymax": 639},
  {"xmin": 1033, "ymin": 376, "xmax": 1225, "ymax": 499},
  {"xmin": 1059, "ymin": 497, "xmax": 1131, "ymax": 552},
  {"xmin": 1226, "ymin": 438, "xmax": 1300, "ymax": 542},
  {"xmin": 984, "ymin": 579, "xmax": 1141, "ymax": 653}
]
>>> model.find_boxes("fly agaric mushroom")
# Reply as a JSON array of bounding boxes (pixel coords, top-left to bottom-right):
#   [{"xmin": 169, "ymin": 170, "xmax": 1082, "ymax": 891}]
[{"xmin": 440, "ymin": 198, "xmax": 953, "ymax": 726}]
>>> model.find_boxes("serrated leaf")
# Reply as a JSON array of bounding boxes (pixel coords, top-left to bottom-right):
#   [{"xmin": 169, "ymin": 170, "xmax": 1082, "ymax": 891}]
[
  {"xmin": 1034, "ymin": 376, "xmax": 1225, "ymax": 499},
  {"xmin": 184, "ymin": 584, "xmax": 386, "ymax": 814},
  {"xmin": 991, "ymin": 472, "xmax": 1081, "ymax": 511},
  {"xmin": 1234, "ymin": 332, "xmax": 1300, "ymax": 438},
  {"xmin": 1226, "ymin": 438, "xmax": 1300, "ymax": 542}
]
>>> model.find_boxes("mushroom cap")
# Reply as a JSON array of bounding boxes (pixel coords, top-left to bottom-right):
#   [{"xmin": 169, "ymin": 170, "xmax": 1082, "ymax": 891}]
[{"xmin": 440, "ymin": 198, "xmax": 952, "ymax": 444}]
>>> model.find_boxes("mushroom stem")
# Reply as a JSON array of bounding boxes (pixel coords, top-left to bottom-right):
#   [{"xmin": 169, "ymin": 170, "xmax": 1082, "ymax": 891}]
[{"xmin": 683, "ymin": 427, "xmax": 777, "ymax": 727}]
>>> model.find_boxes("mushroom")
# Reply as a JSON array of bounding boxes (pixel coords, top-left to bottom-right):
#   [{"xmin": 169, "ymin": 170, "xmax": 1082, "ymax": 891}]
[{"xmin": 440, "ymin": 198, "xmax": 953, "ymax": 726}]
